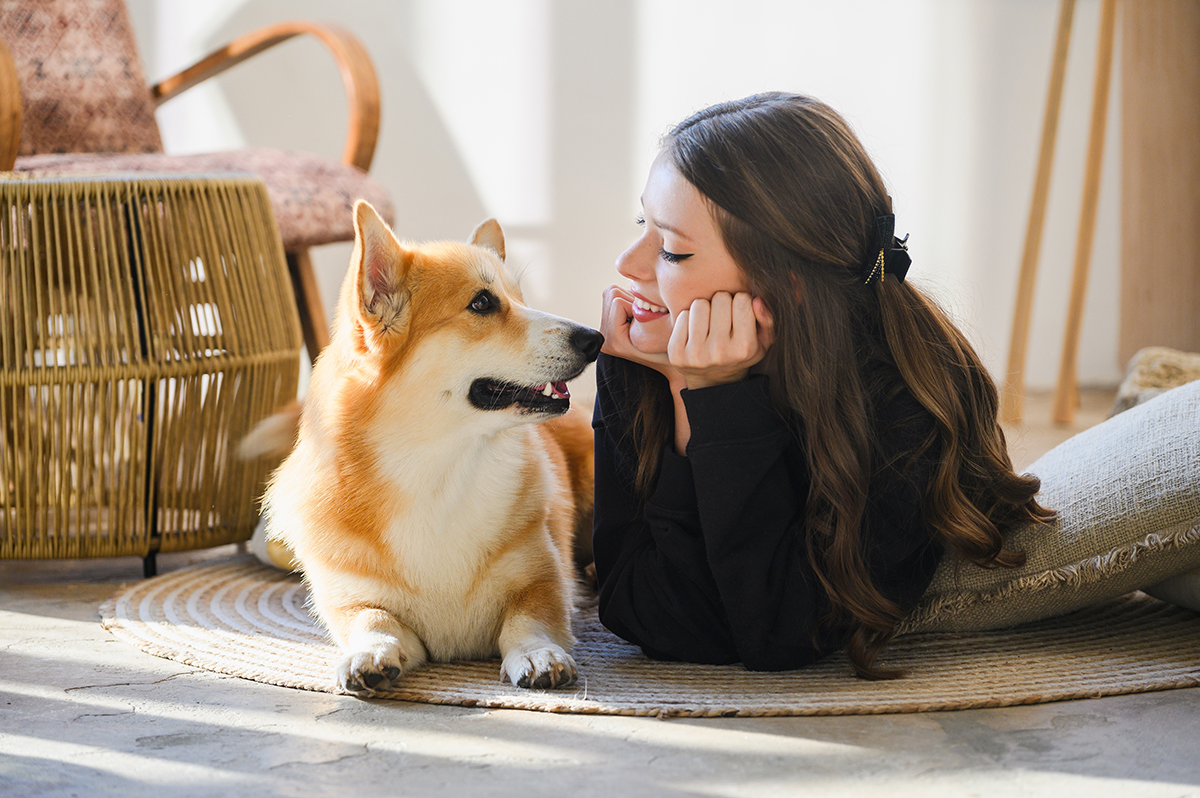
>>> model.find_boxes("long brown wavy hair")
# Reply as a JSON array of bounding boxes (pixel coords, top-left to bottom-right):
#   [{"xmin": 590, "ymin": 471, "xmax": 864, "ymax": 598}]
[{"xmin": 615, "ymin": 92, "xmax": 1054, "ymax": 679}]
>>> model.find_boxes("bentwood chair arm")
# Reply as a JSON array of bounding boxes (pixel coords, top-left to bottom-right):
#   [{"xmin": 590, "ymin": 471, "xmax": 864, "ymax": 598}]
[
  {"xmin": 150, "ymin": 20, "xmax": 381, "ymax": 172},
  {"xmin": 0, "ymin": 37, "xmax": 22, "ymax": 171}
]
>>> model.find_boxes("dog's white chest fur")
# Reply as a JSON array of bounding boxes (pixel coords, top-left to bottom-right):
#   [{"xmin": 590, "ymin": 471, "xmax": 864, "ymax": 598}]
[{"xmin": 345, "ymin": 429, "xmax": 554, "ymax": 660}]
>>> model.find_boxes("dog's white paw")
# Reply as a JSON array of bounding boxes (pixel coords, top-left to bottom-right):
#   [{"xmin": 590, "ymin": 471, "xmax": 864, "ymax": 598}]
[
  {"xmin": 336, "ymin": 638, "xmax": 412, "ymax": 695},
  {"xmin": 500, "ymin": 643, "xmax": 578, "ymax": 690}
]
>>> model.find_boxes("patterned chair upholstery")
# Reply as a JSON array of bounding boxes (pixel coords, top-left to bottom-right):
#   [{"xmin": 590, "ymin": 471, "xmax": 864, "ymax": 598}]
[{"xmin": 0, "ymin": 0, "xmax": 395, "ymax": 357}]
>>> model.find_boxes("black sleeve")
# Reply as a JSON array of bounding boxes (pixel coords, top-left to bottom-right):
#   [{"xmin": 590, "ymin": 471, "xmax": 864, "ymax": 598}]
[
  {"xmin": 589, "ymin": 355, "xmax": 740, "ymax": 662},
  {"xmin": 592, "ymin": 356, "xmax": 839, "ymax": 669}
]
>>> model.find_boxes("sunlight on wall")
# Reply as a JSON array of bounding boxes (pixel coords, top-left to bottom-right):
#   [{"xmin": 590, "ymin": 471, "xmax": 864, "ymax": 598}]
[
  {"xmin": 409, "ymin": 0, "xmax": 554, "ymax": 302},
  {"xmin": 147, "ymin": 0, "xmax": 246, "ymax": 155},
  {"xmin": 410, "ymin": 0, "xmax": 551, "ymax": 227},
  {"xmin": 134, "ymin": 0, "xmax": 1123, "ymax": 390}
]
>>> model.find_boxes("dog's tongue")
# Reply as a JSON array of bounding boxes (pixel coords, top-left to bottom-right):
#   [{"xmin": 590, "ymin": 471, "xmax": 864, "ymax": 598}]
[{"xmin": 531, "ymin": 382, "xmax": 571, "ymax": 400}]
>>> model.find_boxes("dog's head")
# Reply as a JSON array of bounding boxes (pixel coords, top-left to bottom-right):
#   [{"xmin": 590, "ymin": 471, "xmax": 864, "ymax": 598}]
[{"xmin": 335, "ymin": 201, "xmax": 602, "ymax": 429}]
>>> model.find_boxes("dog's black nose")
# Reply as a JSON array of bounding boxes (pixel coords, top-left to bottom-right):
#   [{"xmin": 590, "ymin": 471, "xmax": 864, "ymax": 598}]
[{"xmin": 570, "ymin": 327, "xmax": 604, "ymax": 362}]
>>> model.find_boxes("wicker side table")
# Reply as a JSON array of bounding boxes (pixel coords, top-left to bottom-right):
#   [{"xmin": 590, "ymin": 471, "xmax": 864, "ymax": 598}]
[{"xmin": 0, "ymin": 173, "xmax": 302, "ymax": 575}]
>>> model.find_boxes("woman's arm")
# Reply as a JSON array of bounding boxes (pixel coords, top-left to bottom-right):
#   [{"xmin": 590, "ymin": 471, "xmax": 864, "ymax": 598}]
[
  {"xmin": 592, "ymin": 356, "xmax": 944, "ymax": 670},
  {"xmin": 592, "ymin": 357, "xmax": 841, "ymax": 669},
  {"xmin": 592, "ymin": 422, "xmax": 744, "ymax": 662}
]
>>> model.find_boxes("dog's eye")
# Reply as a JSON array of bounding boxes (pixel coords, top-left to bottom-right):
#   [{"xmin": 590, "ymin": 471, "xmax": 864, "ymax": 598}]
[{"xmin": 468, "ymin": 290, "xmax": 498, "ymax": 314}]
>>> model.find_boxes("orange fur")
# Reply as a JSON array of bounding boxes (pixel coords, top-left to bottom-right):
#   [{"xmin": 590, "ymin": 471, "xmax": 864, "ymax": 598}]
[
  {"xmin": 539, "ymin": 407, "xmax": 597, "ymax": 566},
  {"xmin": 254, "ymin": 202, "xmax": 601, "ymax": 693}
]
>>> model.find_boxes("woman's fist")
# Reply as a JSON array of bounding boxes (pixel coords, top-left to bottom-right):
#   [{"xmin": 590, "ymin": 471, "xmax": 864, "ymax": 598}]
[{"xmin": 668, "ymin": 292, "xmax": 774, "ymax": 390}]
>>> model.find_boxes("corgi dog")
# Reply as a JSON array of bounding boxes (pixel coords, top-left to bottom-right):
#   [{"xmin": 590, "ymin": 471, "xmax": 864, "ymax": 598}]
[{"xmin": 251, "ymin": 201, "xmax": 602, "ymax": 694}]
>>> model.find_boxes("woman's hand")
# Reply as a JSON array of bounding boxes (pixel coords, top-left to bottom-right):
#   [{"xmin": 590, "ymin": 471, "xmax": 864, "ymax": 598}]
[
  {"xmin": 602, "ymin": 287, "xmax": 774, "ymax": 454},
  {"xmin": 601, "ymin": 286, "xmax": 774, "ymax": 390},
  {"xmin": 668, "ymin": 292, "xmax": 774, "ymax": 390},
  {"xmin": 599, "ymin": 285, "xmax": 675, "ymax": 374}
]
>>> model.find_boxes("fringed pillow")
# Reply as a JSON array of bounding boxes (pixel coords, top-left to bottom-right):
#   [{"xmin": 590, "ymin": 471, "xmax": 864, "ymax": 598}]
[{"xmin": 901, "ymin": 377, "xmax": 1200, "ymax": 634}]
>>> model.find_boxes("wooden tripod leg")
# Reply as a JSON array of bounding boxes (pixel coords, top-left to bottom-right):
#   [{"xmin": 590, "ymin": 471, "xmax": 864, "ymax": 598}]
[
  {"xmin": 286, "ymin": 248, "xmax": 330, "ymax": 364},
  {"xmin": 1052, "ymin": 0, "xmax": 1117, "ymax": 424},
  {"xmin": 1002, "ymin": 0, "xmax": 1077, "ymax": 424}
]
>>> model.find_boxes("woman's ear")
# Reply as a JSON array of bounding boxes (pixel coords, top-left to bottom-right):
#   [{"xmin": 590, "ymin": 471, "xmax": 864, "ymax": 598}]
[{"xmin": 752, "ymin": 296, "xmax": 776, "ymax": 350}]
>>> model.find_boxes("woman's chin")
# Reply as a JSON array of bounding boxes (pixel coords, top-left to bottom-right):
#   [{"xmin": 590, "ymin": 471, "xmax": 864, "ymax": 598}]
[{"xmin": 629, "ymin": 321, "xmax": 669, "ymax": 357}]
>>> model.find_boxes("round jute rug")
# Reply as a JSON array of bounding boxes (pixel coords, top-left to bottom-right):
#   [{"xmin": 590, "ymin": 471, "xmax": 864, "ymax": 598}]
[{"xmin": 99, "ymin": 556, "xmax": 1200, "ymax": 717}]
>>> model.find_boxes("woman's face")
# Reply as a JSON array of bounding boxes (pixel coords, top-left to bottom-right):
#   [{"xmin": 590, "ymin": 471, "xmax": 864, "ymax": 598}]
[{"xmin": 615, "ymin": 151, "xmax": 750, "ymax": 355}]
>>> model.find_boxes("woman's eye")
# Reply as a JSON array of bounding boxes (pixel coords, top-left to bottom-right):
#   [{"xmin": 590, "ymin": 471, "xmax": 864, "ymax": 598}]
[
  {"xmin": 659, "ymin": 247, "xmax": 692, "ymax": 264},
  {"xmin": 635, "ymin": 214, "xmax": 645, "ymax": 226},
  {"xmin": 468, "ymin": 290, "xmax": 497, "ymax": 314}
]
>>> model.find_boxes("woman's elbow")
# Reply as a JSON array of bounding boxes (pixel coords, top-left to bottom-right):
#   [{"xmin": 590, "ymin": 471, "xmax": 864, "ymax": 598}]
[{"xmin": 597, "ymin": 589, "xmax": 741, "ymax": 665}]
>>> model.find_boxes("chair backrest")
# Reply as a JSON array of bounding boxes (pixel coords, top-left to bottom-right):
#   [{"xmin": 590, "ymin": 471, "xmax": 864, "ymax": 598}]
[{"xmin": 0, "ymin": 0, "xmax": 162, "ymax": 155}]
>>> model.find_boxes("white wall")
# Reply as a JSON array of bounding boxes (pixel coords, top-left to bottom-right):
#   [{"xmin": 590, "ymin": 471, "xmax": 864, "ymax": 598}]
[{"xmin": 128, "ymin": 0, "xmax": 1124, "ymax": 391}]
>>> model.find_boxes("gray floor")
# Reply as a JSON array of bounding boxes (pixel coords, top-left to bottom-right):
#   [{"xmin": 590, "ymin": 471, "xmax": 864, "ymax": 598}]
[
  {"xmin": 7, "ymin": 555, "xmax": 1200, "ymax": 797},
  {"xmin": 4, "ymin": 389, "xmax": 1200, "ymax": 797}
]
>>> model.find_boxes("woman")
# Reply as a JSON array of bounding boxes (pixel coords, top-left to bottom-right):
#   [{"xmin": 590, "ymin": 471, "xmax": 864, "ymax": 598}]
[{"xmin": 591, "ymin": 92, "xmax": 1054, "ymax": 679}]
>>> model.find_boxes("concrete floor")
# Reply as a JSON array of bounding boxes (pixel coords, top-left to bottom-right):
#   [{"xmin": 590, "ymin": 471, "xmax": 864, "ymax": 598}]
[{"xmin": 4, "ymin": 388, "xmax": 1200, "ymax": 797}]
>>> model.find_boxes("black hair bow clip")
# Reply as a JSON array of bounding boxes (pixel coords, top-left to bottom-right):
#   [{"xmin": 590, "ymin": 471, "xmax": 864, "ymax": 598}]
[{"xmin": 862, "ymin": 214, "xmax": 911, "ymax": 285}]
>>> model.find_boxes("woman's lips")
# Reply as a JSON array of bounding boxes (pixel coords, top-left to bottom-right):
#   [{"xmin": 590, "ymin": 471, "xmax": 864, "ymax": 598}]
[{"xmin": 630, "ymin": 292, "xmax": 669, "ymax": 323}]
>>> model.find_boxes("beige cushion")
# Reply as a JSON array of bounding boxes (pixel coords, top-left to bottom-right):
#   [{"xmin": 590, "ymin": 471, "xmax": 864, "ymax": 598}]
[
  {"xmin": 1110, "ymin": 346, "xmax": 1200, "ymax": 416},
  {"xmin": 901, "ymin": 378, "xmax": 1200, "ymax": 633},
  {"xmin": 14, "ymin": 149, "xmax": 396, "ymax": 250}
]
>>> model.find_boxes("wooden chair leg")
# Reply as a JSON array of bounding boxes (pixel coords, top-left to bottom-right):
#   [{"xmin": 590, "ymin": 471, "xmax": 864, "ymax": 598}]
[
  {"xmin": 1002, "ymin": 0, "xmax": 1076, "ymax": 424},
  {"xmin": 0, "ymin": 39, "xmax": 21, "ymax": 171},
  {"xmin": 1052, "ymin": 0, "xmax": 1117, "ymax": 425},
  {"xmin": 286, "ymin": 248, "xmax": 330, "ymax": 364}
]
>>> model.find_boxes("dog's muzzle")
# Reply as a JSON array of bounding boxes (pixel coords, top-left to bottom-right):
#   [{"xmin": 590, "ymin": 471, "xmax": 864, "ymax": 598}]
[{"xmin": 468, "ymin": 325, "xmax": 604, "ymax": 414}]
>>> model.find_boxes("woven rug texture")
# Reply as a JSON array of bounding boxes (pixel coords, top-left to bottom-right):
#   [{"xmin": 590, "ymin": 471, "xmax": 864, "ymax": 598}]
[{"xmin": 99, "ymin": 557, "xmax": 1200, "ymax": 717}]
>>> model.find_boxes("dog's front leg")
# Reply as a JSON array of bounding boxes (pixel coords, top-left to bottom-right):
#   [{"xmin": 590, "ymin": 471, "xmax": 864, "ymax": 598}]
[
  {"xmin": 326, "ymin": 605, "xmax": 428, "ymax": 695},
  {"xmin": 498, "ymin": 591, "xmax": 577, "ymax": 690}
]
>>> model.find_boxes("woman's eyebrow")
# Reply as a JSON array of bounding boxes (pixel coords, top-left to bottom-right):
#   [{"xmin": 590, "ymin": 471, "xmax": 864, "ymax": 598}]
[{"xmin": 646, "ymin": 213, "xmax": 695, "ymax": 243}]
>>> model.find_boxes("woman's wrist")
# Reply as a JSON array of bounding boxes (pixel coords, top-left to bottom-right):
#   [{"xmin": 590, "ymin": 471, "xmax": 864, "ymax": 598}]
[
  {"xmin": 669, "ymin": 377, "xmax": 691, "ymax": 455},
  {"xmin": 677, "ymin": 373, "xmax": 784, "ymax": 450},
  {"xmin": 670, "ymin": 366, "xmax": 758, "ymax": 452},
  {"xmin": 681, "ymin": 367, "xmax": 749, "ymax": 391}
]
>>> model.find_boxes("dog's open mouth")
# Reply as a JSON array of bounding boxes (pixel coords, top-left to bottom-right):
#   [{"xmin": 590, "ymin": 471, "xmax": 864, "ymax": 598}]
[{"xmin": 469, "ymin": 379, "xmax": 572, "ymax": 413}]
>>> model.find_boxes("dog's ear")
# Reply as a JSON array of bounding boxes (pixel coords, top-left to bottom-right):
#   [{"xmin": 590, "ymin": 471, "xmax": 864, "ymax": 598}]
[
  {"xmin": 352, "ymin": 200, "xmax": 411, "ymax": 343},
  {"xmin": 469, "ymin": 218, "xmax": 505, "ymax": 261}
]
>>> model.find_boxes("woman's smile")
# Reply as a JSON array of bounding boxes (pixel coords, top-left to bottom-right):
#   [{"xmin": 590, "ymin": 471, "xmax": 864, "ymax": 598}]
[{"xmin": 630, "ymin": 290, "xmax": 669, "ymax": 322}]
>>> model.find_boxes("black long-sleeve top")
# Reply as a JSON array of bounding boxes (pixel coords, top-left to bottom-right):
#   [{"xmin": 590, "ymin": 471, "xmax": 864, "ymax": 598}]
[{"xmin": 591, "ymin": 353, "xmax": 944, "ymax": 670}]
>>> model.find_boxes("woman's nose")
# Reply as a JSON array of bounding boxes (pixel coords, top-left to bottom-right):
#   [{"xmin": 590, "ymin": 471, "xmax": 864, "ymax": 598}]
[{"xmin": 616, "ymin": 236, "xmax": 652, "ymax": 281}]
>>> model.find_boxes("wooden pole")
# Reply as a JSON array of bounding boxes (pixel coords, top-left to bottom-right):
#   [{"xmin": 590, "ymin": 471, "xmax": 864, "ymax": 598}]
[
  {"xmin": 1119, "ymin": 1, "xmax": 1200, "ymax": 363},
  {"xmin": 1052, "ymin": 0, "xmax": 1117, "ymax": 424},
  {"xmin": 1001, "ymin": 0, "xmax": 1076, "ymax": 424},
  {"xmin": 0, "ymin": 38, "xmax": 21, "ymax": 170}
]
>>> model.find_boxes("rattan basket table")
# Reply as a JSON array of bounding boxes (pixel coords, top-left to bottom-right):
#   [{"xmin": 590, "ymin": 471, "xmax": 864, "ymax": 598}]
[{"xmin": 1, "ymin": 173, "xmax": 302, "ymax": 575}]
